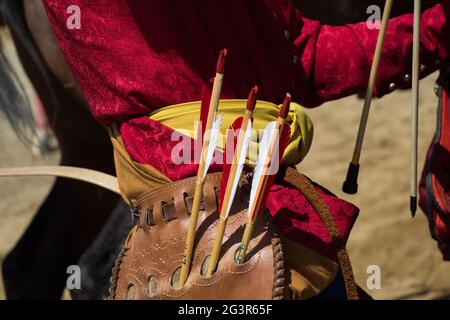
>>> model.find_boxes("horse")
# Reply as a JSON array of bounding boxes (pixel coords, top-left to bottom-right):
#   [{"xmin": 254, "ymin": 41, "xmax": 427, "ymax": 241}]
[{"xmin": 0, "ymin": 0, "xmax": 437, "ymax": 300}]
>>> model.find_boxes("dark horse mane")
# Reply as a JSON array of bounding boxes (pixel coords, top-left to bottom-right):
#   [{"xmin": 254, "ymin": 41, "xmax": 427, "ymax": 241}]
[{"xmin": 0, "ymin": 0, "xmax": 56, "ymax": 147}]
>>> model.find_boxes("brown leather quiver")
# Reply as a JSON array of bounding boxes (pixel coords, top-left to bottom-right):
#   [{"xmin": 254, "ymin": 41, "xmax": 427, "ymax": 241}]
[{"xmin": 108, "ymin": 172, "xmax": 287, "ymax": 300}]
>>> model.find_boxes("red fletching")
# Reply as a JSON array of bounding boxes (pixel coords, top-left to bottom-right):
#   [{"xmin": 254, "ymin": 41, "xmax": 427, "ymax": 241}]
[
  {"xmin": 279, "ymin": 93, "xmax": 291, "ymax": 119},
  {"xmin": 279, "ymin": 123, "xmax": 291, "ymax": 163},
  {"xmin": 199, "ymin": 84, "xmax": 212, "ymax": 139},
  {"xmin": 216, "ymin": 49, "xmax": 228, "ymax": 74},
  {"xmin": 218, "ymin": 117, "xmax": 243, "ymax": 212},
  {"xmin": 246, "ymin": 86, "xmax": 258, "ymax": 111},
  {"xmin": 249, "ymin": 123, "xmax": 291, "ymax": 221}
]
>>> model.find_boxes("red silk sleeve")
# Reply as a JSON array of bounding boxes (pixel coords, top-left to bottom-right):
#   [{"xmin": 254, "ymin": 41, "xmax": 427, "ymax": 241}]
[
  {"xmin": 292, "ymin": 0, "xmax": 450, "ymax": 107},
  {"xmin": 42, "ymin": 0, "xmax": 450, "ymax": 122}
]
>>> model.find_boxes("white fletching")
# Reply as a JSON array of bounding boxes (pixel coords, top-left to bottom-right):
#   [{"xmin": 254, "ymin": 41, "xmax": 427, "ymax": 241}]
[
  {"xmin": 224, "ymin": 118, "xmax": 252, "ymax": 217},
  {"xmin": 202, "ymin": 112, "xmax": 224, "ymax": 179},
  {"xmin": 248, "ymin": 121, "xmax": 277, "ymax": 218}
]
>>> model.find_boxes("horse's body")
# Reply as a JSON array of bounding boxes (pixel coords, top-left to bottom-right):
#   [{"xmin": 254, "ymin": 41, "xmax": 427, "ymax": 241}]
[{"xmin": 0, "ymin": 0, "xmax": 436, "ymax": 299}]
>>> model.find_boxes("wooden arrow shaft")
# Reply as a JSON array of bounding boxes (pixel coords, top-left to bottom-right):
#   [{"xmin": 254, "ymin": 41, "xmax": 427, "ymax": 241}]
[
  {"xmin": 248, "ymin": 118, "xmax": 284, "ymax": 220},
  {"xmin": 219, "ymin": 109, "xmax": 252, "ymax": 218},
  {"xmin": 351, "ymin": 0, "xmax": 394, "ymax": 164},
  {"xmin": 206, "ymin": 109, "xmax": 252, "ymax": 277},
  {"xmin": 178, "ymin": 72, "xmax": 224, "ymax": 288},
  {"xmin": 411, "ymin": 0, "xmax": 421, "ymax": 205},
  {"xmin": 237, "ymin": 117, "xmax": 287, "ymax": 264}
]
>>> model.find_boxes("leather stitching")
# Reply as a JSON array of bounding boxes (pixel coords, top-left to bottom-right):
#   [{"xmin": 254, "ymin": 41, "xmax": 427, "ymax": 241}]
[{"xmin": 282, "ymin": 167, "xmax": 359, "ymax": 300}]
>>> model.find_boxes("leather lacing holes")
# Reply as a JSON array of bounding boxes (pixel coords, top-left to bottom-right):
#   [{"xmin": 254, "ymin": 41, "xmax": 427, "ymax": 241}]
[
  {"xmin": 126, "ymin": 283, "xmax": 136, "ymax": 300},
  {"xmin": 161, "ymin": 199, "xmax": 177, "ymax": 222},
  {"xmin": 234, "ymin": 247, "xmax": 243, "ymax": 265},
  {"xmin": 170, "ymin": 267, "xmax": 182, "ymax": 289},
  {"xmin": 199, "ymin": 196, "xmax": 206, "ymax": 212},
  {"xmin": 147, "ymin": 275, "xmax": 158, "ymax": 297},
  {"xmin": 183, "ymin": 192, "xmax": 192, "ymax": 214},
  {"xmin": 200, "ymin": 255, "xmax": 212, "ymax": 278},
  {"xmin": 130, "ymin": 203, "xmax": 140, "ymax": 227},
  {"xmin": 234, "ymin": 246, "xmax": 252, "ymax": 266},
  {"xmin": 183, "ymin": 193, "xmax": 206, "ymax": 215},
  {"xmin": 145, "ymin": 207, "xmax": 154, "ymax": 227},
  {"xmin": 161, "ymin": 201, "xmax": 168, "ymax": 221},
  {"xmin": 213, "ymin": 187, "xmax": 220, "ymax": 210}
]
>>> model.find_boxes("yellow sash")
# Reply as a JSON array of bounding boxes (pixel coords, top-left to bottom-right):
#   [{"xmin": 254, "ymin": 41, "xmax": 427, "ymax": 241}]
[{"xmin": 149, "ymin": 99, "xmax": 314, "ymax": 165}]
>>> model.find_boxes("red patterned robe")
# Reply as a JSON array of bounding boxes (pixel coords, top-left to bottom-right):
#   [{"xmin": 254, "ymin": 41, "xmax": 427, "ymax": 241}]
[{"xmin": 42, "ymin": 0, "xmax": 450, "ymax": 260}]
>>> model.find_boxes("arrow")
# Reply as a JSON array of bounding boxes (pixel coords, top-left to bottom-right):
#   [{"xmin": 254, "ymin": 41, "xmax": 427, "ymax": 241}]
[
  {"xmin": 410, "ymin": 0, "xmax": 421, "ymax": 217},
  {"xmin": 205, "ymin": 86, "xmax": 257, "ymax": 277},
  {"xmin": 178, "ymin": 49, "xmax": 227, "ymax": 288},
  {"xmin": 235, "ymin": 94, "xmax": 291, "ymax": 264},
  {"xmin": 342, "ymin": 0, "xmax": 394, "ymax": 195}
]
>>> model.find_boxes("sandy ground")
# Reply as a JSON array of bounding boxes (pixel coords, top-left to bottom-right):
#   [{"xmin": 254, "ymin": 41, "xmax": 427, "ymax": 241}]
[{"xmin": 0, "ymin": 27, "xmax": 449, "ymax": 300}]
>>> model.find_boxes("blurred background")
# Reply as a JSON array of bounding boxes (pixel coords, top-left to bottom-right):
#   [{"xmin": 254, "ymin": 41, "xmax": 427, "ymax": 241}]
[{"xmin": 1, "ymin": 1, "xmax": 449, "ymax": 300}]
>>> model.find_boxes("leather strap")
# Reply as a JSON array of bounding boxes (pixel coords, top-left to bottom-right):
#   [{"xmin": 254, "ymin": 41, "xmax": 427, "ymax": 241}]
[{"xmin": 282, "ymin": 166, "xmax": 359, "ymax": 300}]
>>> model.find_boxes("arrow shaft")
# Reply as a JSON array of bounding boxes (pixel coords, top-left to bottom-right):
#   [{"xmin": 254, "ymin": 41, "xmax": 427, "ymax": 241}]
[
  {"xmin": 206, "ymin": 215, "xmax": 228, "ymax": 277},
  {"xmin": 206, "ymin": 110, "xmax": 253, "ymax": 277},
  {"xmin": 351, "ymin": 0, "xmax": 394, "ymax": 164},
  {"xmin": 411, "ymin": 0, "xmax": 421, "ymax": 215},
  {"xmin": 178, "ymin": 71, "xmax": 224, "ymax": 288},
  {"xmin": 219, "ymin": 110, "xmax": 252, "ymax": 218},
  {"xmin": 237, "ymin": 118, "xmax": 287, "ymax": 263},
  {"xmin": 248, "ymin": 120, "xmax": 284, "ymax": 220}
]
